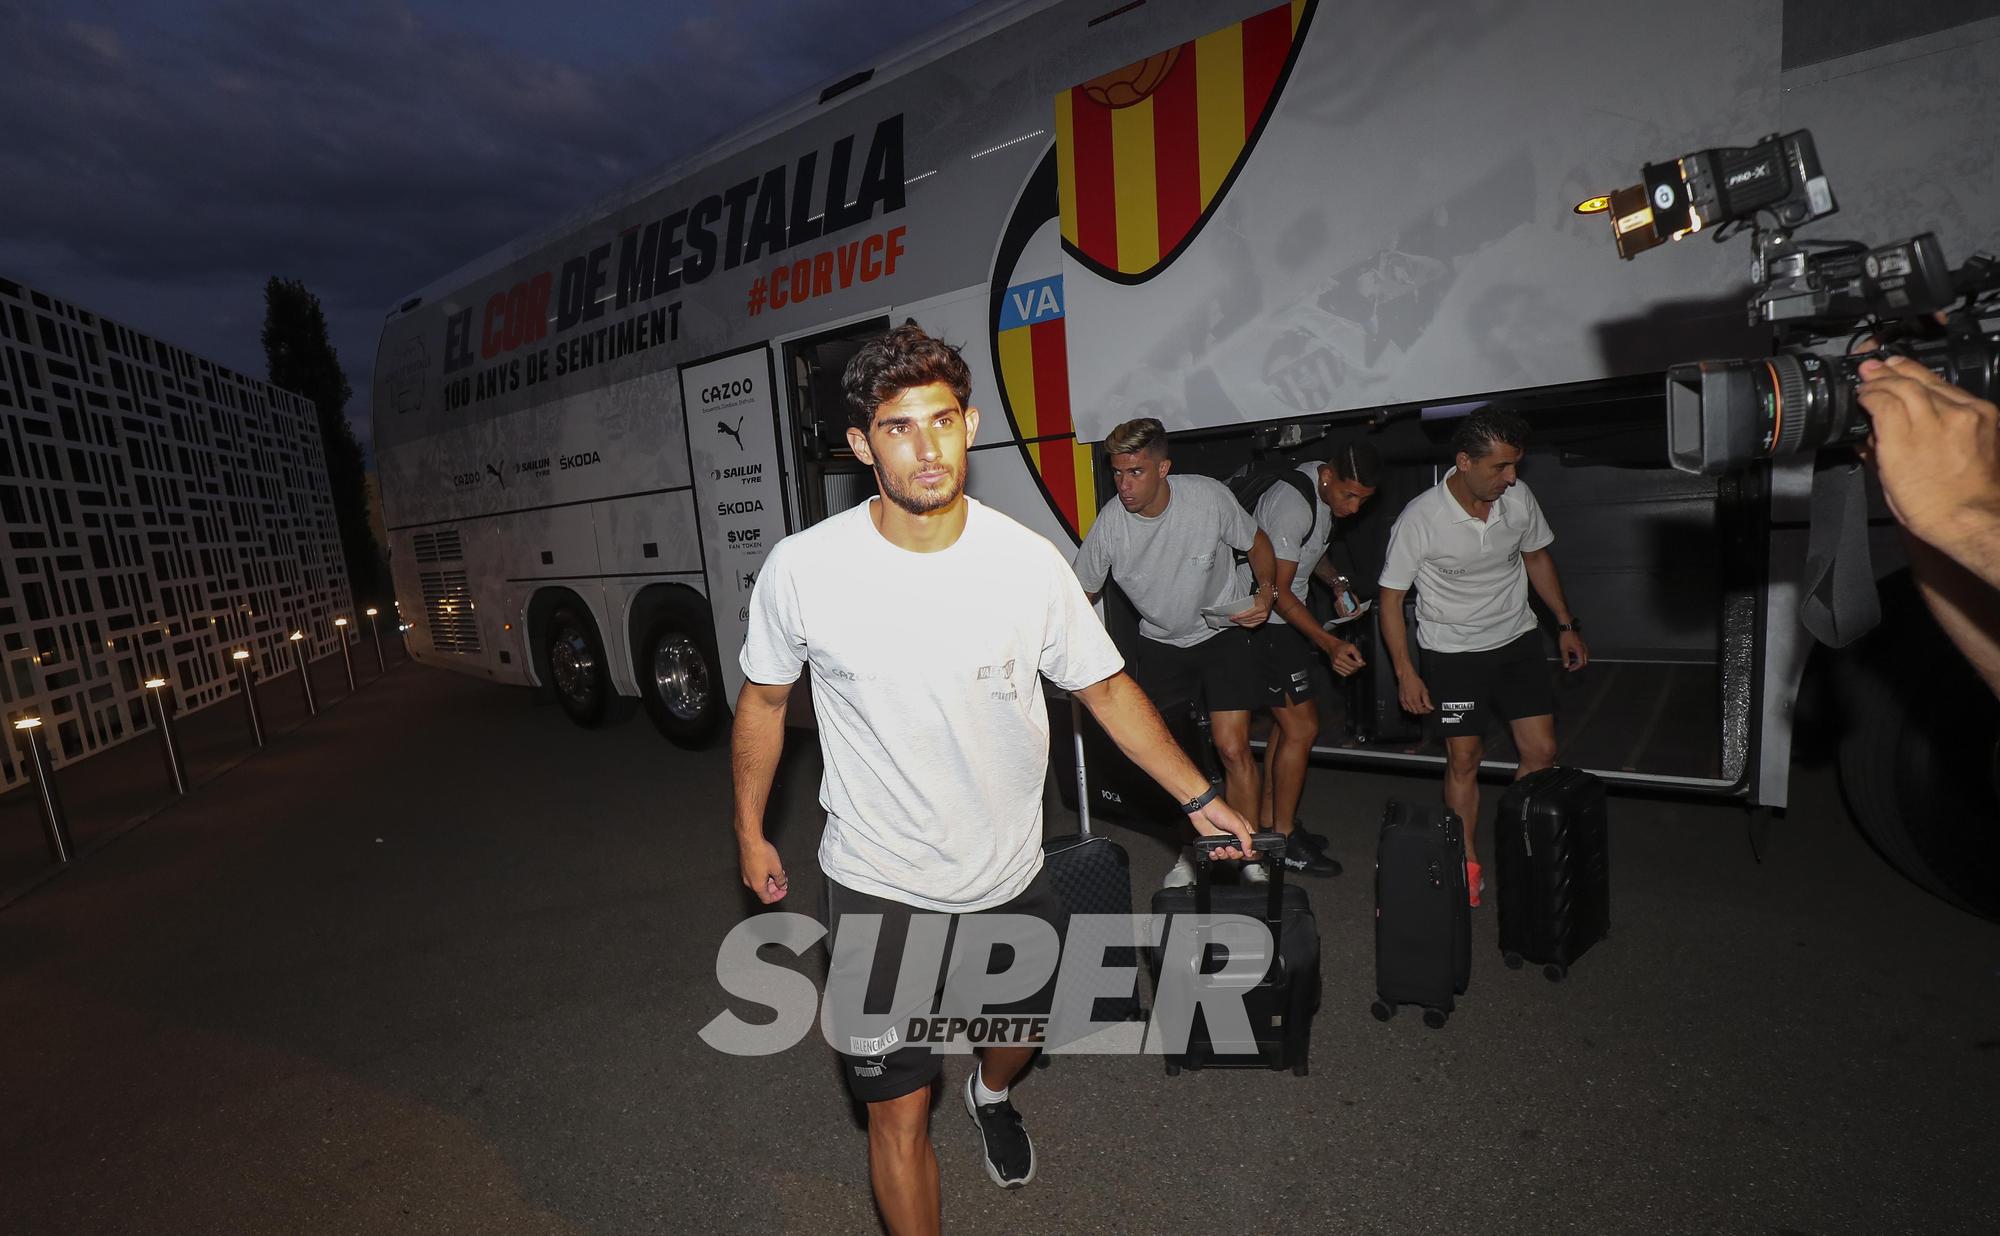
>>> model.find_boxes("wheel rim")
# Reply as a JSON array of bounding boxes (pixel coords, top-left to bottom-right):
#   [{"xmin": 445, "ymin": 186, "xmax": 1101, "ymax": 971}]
[
  {"xmin": 550, "ymin": 625, "xmax": 597, "ymax": 706},
  {"xmin": 652, "ymin": 632, "xmax": 712, "ymax": 721}
]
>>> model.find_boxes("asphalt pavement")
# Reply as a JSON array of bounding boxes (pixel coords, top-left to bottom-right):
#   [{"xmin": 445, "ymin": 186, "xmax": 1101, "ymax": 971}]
[{"xmin": 1, "ymin": 663, "xmax": 1995, "ymax": 1235}]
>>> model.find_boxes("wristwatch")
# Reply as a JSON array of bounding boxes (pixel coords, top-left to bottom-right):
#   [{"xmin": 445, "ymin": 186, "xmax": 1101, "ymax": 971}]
[
  {"xmin": 1559, "ymin": 619, "xmax": 1582, "ymax": 633},
  {"xmin": 1179, "ymin": 784, "xmax": 1221, "ymax": 815}
]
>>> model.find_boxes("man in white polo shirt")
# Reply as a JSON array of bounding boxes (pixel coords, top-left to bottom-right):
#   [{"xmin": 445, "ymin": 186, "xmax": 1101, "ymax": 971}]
[{"xmin": 1375, "ymin": 409, "xmax": 1588, "ymax": 906}]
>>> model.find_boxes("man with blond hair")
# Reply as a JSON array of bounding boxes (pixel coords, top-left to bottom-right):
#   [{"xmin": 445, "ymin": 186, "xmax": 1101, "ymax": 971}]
[{"xmin": 1073, "ymin": 416, "xmax": 1279, "ymax": 886}]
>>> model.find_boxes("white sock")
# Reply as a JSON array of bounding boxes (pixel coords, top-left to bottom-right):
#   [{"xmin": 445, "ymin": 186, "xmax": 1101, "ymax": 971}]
[{"xmin": 973, "ymin": 1071, "xmax": 1009, "ymax": 1105}]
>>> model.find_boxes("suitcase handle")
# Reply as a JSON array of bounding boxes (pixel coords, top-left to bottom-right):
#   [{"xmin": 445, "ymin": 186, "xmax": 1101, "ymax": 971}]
[
  {"xmin": 1190, "ymin": 830, "xmax": 1288, "ymax": 924},
  {"xmin": 1193, "ymin": 831, "xmax": 1285, "ymax": 862}
]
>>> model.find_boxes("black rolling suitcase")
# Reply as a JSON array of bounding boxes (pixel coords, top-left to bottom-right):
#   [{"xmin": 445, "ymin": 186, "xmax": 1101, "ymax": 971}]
[
  {"xmin": 1495, "ymin": 767, "xmax": 1609, "ymax": 982},
  {"xmin": 1042, "ymin": 696, "xmax": 1144, "ymax": 1025},
  {"xmin": 1149, "ymin": 833, "xmax": 1320, "ymax": 1075},
  {"xmin": 1348, "ymin": 596, "xmax": 1424, "ymax": 745},
  {"xmin": 1371, "ymin": 800, "xmax": 1470, "ymax": 1028}
]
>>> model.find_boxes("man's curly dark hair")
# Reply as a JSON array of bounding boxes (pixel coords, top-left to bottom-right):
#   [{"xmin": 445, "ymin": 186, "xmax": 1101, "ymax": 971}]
[{"xmin": 842, "ymin": 320, "xmax": 974, "ymax": 431}]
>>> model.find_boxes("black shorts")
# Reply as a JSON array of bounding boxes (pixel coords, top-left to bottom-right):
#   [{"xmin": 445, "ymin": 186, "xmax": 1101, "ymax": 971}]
[
  {"xmin": 1130, "ymin": 629, "xmax": 1259, "ymax": 714},
  {"xmin": 1249, "ymin": 622, "xmax": 1317, "ymax": 706},
  {"xmin": 819, "ymin": 870, "xmax": 1068, "ymax": 1104},
  {"xmin": 1422, "ymin": 632, "xmax": 1554, "ymax": 739}
]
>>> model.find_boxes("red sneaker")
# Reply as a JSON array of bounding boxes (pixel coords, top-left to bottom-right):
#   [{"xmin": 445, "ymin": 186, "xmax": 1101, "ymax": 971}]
[{"xmin": 1465, "ymin": 860, "xmax": 1484, "ymax": 908}]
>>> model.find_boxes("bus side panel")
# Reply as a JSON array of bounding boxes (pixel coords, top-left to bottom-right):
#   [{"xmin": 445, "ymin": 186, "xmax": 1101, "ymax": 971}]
[
  {"xmin": 491, "ymin": 504, "xmax": 606, "ymax": 686},
  {"xmin": 593, "ymin": 489, "xmax": 708, "ymax": 696}
]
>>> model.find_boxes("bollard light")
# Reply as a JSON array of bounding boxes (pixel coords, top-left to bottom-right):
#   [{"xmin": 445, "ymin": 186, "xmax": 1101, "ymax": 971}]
[
  {"xmin": 290, "ymin": 631, "xmax": 316, "ymax": 716},
  {"xmin": 144, "ymin": 676, "xmax": 187, "ymax": 795},
  {"xmin": 233, "ymin": 648, "xmax": 264, "ymax": 748},
  {"xmin": 334, "ymin": 618, "xmax": 356, "ymax": 692},
  {"xmin": 13, "ymin": 716, "xmax": 74, "ymax": 864}
]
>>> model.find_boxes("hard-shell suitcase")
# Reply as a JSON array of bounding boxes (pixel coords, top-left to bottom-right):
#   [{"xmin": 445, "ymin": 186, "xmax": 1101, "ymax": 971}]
[
  {"xmin": 1371, "ymin": 800, "xmax": 1471, "ymax": 1028},
  {"xmin": 1495, "ymin": 766, "xmax": 1610, "ymax": 982},
  {"xmin": 1042, "ymin": 696, "xmax": 1144, "ymax": 1024},
  {"xmin": 1149, "ymin": 833, "xmax": 1320, "ymax": 1075}
]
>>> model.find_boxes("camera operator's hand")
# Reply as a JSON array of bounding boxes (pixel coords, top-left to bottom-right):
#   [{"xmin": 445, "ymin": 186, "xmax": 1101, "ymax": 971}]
[{"xmin": 1856, "ymin": 356, "xmax": 2000, "ymax": 574}]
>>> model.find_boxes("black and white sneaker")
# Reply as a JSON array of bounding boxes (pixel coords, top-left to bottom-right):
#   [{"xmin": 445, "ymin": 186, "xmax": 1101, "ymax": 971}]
[
  {"xmin": 1291, "ymin": 821, "xmax": 1333, "ymax": 854},
  {"xmin": 1279, "ymin": 832, "xmax": 1343, "ymax": 876},
  {"xmin": 963, "ymin": 1068, "xmax": 1036, "ymax": 1188}
]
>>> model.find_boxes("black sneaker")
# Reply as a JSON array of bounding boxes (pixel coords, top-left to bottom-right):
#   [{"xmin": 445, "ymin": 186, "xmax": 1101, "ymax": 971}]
[
  {"xmin": 963, "ymin": 1068, "xmax": 1036, "ymax": 1188},
  {"xmin": 1280, "ymin": 832, "xmax": 1343, "ymax": 876},
  {"xmin": 1292, "ymin": 822, "xmax": 1334, "ymax": 853}
]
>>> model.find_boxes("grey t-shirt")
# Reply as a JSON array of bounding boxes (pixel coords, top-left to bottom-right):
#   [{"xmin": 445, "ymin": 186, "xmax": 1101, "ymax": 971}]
[
  {"xmin": 1378, "ymin": 469, "xmax": 1554, "ymax": 653},
  {"xmin": 1072, "ymin": 473, "xmax": 1259, "ymax": 648},
  {"xmin": 1244, "ymin": 461, "xmax": 1331, "ymax": 627},
  {"xmin": 740, "ymin": 498, "xmax": 1124, "ymax": 913}
]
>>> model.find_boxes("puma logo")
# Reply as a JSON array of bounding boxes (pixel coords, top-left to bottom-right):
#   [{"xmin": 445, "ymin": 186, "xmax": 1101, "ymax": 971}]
[{"xmin": 717, "ymin": 416, "xmax": 746, "ymax": 449}]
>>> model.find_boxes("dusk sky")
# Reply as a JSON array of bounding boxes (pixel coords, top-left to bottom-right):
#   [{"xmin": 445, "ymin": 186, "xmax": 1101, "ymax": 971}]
[{"xmin": 0, "ymin": 0, "xmax": 986, "ymax": 461}]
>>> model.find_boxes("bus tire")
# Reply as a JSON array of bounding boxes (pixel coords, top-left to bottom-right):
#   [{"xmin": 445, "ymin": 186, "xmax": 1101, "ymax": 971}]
[
  {"xmin": 1834, "ymin": 575, "xmax": 2000, "ymax": 921},
  {"xmin": 545, "ymin": 603, "xmax": 618, "ymax": 728},
  {"xmin": 638, "ymin": 597, "xmax": 726, "ymax": 748}
]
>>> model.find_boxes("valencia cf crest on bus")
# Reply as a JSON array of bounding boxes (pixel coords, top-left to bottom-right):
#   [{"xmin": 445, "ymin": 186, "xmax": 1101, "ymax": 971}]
[{"xmin": 1056, "ymin": 0, "xmax": 1315, "ymax": 283}]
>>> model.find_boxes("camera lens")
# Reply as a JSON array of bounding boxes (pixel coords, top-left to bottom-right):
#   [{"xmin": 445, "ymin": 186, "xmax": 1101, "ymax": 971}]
[
  {"xmin": 1761, "ymin": 352, "xmax": 1863, "ymax": 459},
  {"xmin": 1666, "ymin": 352, "xmax": 1867, "ymax": 475}
]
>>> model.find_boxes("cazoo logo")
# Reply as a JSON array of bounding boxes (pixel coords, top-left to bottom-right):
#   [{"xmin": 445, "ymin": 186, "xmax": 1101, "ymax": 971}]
[{"xmin": 702, "ymin": 379, "xmax": 754, "ymax": 404}]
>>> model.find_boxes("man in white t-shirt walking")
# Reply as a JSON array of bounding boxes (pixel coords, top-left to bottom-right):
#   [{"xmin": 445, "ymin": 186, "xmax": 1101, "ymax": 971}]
[
  {"xmin": 732, "ymin": 323, "xmax": 1253, "ymax": 1236},
  {"xmin": 1376, "ymin": 410, "xmax": 1588, "ymax": 906},
  {"xmin": 1072, "ymin": 417, "xmax": 1279, "ymax": 886}
]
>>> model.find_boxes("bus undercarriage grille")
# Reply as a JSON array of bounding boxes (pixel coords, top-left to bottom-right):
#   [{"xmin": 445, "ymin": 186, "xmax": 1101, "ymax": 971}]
[{"xmin": 419, "ymin": 569, "xmax": 481, "ymax": 654}]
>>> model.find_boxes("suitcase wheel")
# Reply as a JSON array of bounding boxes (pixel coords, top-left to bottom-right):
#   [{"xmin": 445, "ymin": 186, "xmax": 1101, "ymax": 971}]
[
  {"xmin": 1033, "ymin": 1053, "xmax": 1052, "ymax": 1070},
  {"xmin": 1503, "ymin": 951, "xmax": 1524, "ymax": 970},
  {"xmin": 1543, "ymin": 963, "xmax": 1568, "ymax": 983},
  {"xmin": 1369, "ymin": 999, "xmax": 1395, "ymax": 1022},
  {"xmin": 1165, "ymin": 1060, "xmax": 1181, "ymax": 1077},
  {"xmin": 1291, "ymin": 1061, "xmax": 1309, "ymax": 1077},
  {"xmin": 1421, "ymin": 1008, "xmax": 1448, "ymax": 1030}
]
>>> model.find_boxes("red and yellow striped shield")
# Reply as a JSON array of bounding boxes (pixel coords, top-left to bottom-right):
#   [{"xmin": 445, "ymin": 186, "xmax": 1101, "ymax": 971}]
[
  {"xmin": 995, "ymin": 273, "xmax": 1097, "ymax": 541},
  {"xmin": 1057, "ymin": 0, "xmax": 1313, "ymax": 281}
]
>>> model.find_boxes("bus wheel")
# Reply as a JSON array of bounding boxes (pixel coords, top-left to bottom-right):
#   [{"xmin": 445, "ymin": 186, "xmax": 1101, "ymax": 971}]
[
  {"xmin": 1835, "ymin": 575, "xmax": 2000, "ymax": 921},
  {"xmin": 640, "ymin": 598, "xmax": 725, "ymax": 748},
  {"xmin": 546, "ymin": 604, "xmax": 614, "ymax": 727}
]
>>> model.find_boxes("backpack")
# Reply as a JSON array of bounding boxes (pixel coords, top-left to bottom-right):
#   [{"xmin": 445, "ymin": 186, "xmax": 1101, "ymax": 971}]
[{"xmin": 1229, "ymin": 464, "xmax": 1322, "ymax": 551}]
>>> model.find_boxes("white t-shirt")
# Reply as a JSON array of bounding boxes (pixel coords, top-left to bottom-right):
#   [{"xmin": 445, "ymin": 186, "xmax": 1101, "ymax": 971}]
[
  {"xmin": 739, "ymin": 498, "xmax": 1125, "ymax": 913},
  {"xmin": 1378, "ymin": 469, "xmax": 1554, "ymax": 654},
  {"xmin": 1243, "ymin": 462, "xmax": 1331, "ymax": 627},
  {"xmin": 1071, "ymin": 473, "xmax": 1259, "ymax": 648}
]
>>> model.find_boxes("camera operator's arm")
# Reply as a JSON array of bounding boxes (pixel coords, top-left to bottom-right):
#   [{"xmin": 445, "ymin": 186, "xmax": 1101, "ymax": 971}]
[
  {"xmin": 1522, "ymin": 548, "xmax": 1588, "ymax": 671},
  {"xmin": 1903, "ymin": 535, "xmax": 2000, "ymax": 698},
  {"xmin": 1856, "ymin": 356, "xmax": 2000, "ymax": 589}
]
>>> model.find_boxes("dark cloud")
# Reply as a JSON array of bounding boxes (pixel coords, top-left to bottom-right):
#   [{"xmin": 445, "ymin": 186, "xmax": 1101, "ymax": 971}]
[{"xmin": 0, "ymin": 0, "xmax": 981, "ymax": 454}]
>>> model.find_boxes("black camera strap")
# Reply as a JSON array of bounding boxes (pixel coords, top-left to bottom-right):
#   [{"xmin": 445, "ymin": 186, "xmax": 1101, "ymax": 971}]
[{"xmin": 1799, "ymin": 462, "xmax": 1881, "ymax": 648}]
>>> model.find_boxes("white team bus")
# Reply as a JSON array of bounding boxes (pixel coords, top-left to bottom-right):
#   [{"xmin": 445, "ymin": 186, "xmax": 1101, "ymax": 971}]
[{"xmin": 372, "ymin": 0, "xmax": 2000, "ymax": 915}]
